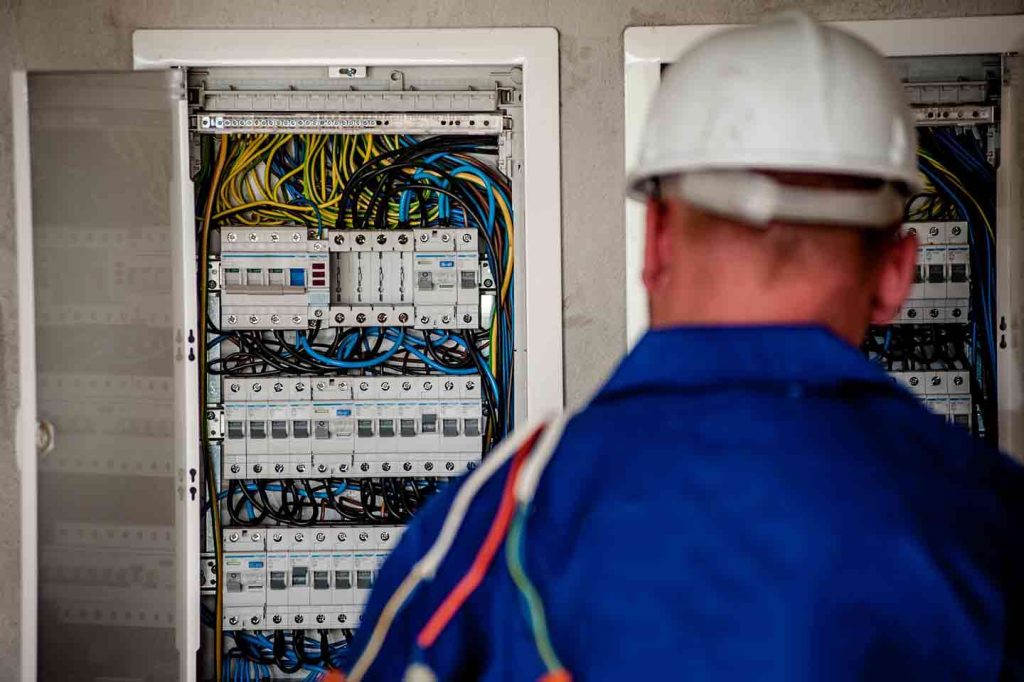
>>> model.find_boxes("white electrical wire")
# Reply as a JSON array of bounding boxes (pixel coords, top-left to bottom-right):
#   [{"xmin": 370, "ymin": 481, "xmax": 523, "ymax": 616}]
[
  {"xmin": 513, "ymin": 413, "xmax": 570, "ymax": 505},
  {"xmin": 346, "ymin": 416, "xmax": 553, "ymax": 682}
]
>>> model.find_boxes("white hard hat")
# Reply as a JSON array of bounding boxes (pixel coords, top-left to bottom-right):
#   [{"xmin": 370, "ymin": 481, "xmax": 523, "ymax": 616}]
[{"xmin": 628, "ymin": 11, "xmax": 921, "ymax": 228}]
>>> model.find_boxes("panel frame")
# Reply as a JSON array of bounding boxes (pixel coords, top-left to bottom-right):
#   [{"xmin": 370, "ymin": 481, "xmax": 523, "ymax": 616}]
[{"xmin": 623, "ymin": 16, "xmax": 1024, "ymax": 457}]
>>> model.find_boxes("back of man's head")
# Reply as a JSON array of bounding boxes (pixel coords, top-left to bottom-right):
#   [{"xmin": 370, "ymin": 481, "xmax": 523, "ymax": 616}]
[{"xmin": 628, "ymin": 12, "xmax": 921, "ymax": 344}]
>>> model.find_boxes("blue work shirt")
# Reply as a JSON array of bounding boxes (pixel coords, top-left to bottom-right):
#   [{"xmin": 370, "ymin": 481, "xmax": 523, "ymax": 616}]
[{"xmin": 348, "ymin": 326, "xmax": 1024, "ymax": 680}]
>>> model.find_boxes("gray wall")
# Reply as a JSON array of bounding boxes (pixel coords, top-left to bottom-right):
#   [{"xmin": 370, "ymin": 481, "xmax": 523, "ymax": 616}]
[{"xmin": 1, "ymin": 0, "xmax": 1021, "ymax": 672}]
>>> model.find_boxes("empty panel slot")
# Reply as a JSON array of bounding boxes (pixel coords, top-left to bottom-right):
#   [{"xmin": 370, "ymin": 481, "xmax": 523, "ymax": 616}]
[
  {"xmin": 400, "ymin": 419, "xmax": 417, "ymax": 437},
  {"xmin": 269, "ymin": 571, "xmax": 287, "ymax": 590},
  {"xmin": 464, "ymin": 418, "xmax": 481, "ymax": 437},
  {"xmin": 313, "ymin": 571, "xmax": 330, "ymax": 590},
  {"xmin": 421, "ymin": 413, "xmax": 438, "ymax": 434},
  {"xmin": 378, "ymin": 419, "xmax": 395, "ymax": 438},
  {"xmin": 927, "ymin": 264, "xmax": 945, "ymax": 283},
  {"xmin": 442, "ymin": 418, "xmax": 460, "ymax": 437},
  {"xmin": 950, "ymin": 263, "xmax": 968, "ymax": 283},
  {"xmin": 227, "ymin": 421, "xmax": 245, "ymax": 439},
  {"xmin": 334, "ymin": 570, "xmax": 352, "ymax": 590},
  {"xmin": 271, "ymin": 420, "xmax": 289, "ymax": 439},
  {"xmin": 356, "ymin": 570, "xmax": 374, "ymax": 590},
  {"xmin": 293, "ymin": 420, "xmax": 310, "ymax": 439},
  {"xmin": 291, "ymin": 567, "xmax": 308, "ymax": 587},
  {"xmin": 249, "ymin": 421, "xmax": 267, "ymax": 439},
  {"xmin": 357, "ymin": 419, "xmax": 375, "ymax": 438}
]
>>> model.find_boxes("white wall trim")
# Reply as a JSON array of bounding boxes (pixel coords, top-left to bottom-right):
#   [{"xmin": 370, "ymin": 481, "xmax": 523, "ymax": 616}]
[{"xmin": 133, "ymin": 28, "xmax": 565, "ymax": 417}]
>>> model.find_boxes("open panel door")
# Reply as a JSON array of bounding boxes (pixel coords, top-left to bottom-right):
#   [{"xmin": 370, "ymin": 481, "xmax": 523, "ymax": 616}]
[{"xmin": 13, "ymin": 70, "xmax": 196, "ymax": 682}]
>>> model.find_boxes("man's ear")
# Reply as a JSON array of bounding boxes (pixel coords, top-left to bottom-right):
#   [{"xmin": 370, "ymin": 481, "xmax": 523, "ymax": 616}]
[
  {"xmin": 642, "ymin": 196, "xmax": 671, "ymax": 295},
  {"xmin": 869, "ymin": 230, "xmax": 918, "ymax": 325}
]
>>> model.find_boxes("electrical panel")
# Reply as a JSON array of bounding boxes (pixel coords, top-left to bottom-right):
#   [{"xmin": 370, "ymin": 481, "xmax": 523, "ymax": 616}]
[
  {"xmin": 189, "ymin": 64, "xmax": 524, "ymax": 679},
  {"xmin": 864, "ymin": 54, "xmax": 1001, "ymax": 442}
]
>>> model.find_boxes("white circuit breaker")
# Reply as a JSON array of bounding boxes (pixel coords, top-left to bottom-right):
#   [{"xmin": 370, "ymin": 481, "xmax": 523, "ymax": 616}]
[
  {"xmin": 892, "ymin": 369, "xmax": 972, "ymax": 428},
  {"xmin": 898, "ymin": 222, "xmax": 970, "ymax": 324},
  {"xmin": 222, "ymin": 525, "xmax": 404, "ymax": 630},
  {"xmin": 222, "ymin": 374, "xmax": 483, "ymax": 479}
]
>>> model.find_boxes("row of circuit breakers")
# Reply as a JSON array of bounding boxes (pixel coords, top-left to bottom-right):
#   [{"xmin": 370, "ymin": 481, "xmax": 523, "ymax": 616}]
[
  {"xmin": 899, "ymin": 221, "xmax": 970, "ymax": 323},
  {"xmin": 216, "ymin": 226, "xmax": 490, "ymax": 330},
  {"xmin": 220, "ymin": 375, "xmax": 483, "ymax": 479},
  {"xmin": 220, "ymin": 526, "xmax": 405, "ymax": 631}
]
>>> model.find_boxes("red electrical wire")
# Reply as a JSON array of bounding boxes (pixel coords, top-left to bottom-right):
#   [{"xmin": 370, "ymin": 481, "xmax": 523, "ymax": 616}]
[{"xmin": 415, "ymin": 425, "xmax": 545, "ymax": 649}]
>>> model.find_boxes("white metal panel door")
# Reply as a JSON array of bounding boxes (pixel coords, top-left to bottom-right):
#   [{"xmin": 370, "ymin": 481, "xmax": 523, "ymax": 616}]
[{"xmin": 14, "ymin": 70, "xmax": 193, "ymax": 682}]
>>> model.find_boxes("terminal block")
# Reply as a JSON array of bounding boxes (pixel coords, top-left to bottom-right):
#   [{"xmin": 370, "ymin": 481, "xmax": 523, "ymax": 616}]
[
  {"xmin": 221, "ymin": 374, "xmax": 483, "ymax": 479},
  {"xmin": 222, "ymin": 525, "xmax": 404, "ymax": 631}
]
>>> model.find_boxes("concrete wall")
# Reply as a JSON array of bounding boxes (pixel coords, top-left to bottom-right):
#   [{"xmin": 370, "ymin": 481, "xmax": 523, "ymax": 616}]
[{"xmin": 1, "ymin": 0, "xmax": 1021, "ymax": 671}]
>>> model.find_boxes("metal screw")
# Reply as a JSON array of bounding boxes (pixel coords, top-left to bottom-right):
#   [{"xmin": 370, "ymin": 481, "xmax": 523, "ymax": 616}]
[
  {"xmin": 273, "ymin": 382, "xmax": 284, "ymax": 392},
  {"xmin": 226, "ymin": 232, "xmax": 237, "ymax": 242},
  {"xmin": 907, "ymin": 309, "xmax": 918, "ymax": 319},
  {"xmin": 292, "ymin": 232, "xmax": 302, "ymax": 242},
  {"xmin": 292, "ymin": 315, "xmax": 302, "ymax": 324},
  {"xmin": 230, "ymin": 383, "xmax": 240, "ymax": 393},
  {"xmin": 295, "ymin": 615, "xmax": 304, "ymax": 624},
  {"xmin": 270, "ymin": 314, "xmax": 280, "ymax": 324},
  {"xmin": 441, "ymin": 315, "xmax": 452, "ymax": 324},
  {"xmin": 229, "ymin": 616, "xmax": 239, "ymax": 625},
  {"xmin": 337, "ymin": 532, "xmax": 347, "ymax": 542},
  {"xmin": 381, "ymin": 531, "xmax": 390, "ymax": 541},
  {"xmin": 295, "ymin": 382, "xmax": 305, "ymax": 392},
  {"xmin": 274, "ymin": 464, "xmax": 284, "ymax": 473},
  {"xmin": 338, "ymin": 614, "xmax": 347, "ymax": 623},
  {"xmin": 227, "ymin": 315, "xmax": 238, "ymax": 324},
  {"xmin": 381, "ymin": 382, "xmax": 390, "ymax": 391},
  {"xmin": 355, "ymin": 235, "xmax": 366, "ymax": 245},
  {"xmin": 424, "ymin": 462, "xmax": 434, "ymax": 472},
  {"xmin": 398, "ymin": 313, "xmax": 409, "ymax": 323},
  {"xmin": 249, "ymin": 315, "xmax": 260, "ymax": 325},
  {"xmin": 335, "ymin": 313, "xmax": 346, "ymax": 324},
  {"xmin": 467, "ymin": 461, "xmax": 477, "ymax": 471},
  {"xmin": 273, "ymin": 533, "xmax": 282, "ymax": 542},
  {"xmin": 463, "ymin": 314, "xmax": 473, "ymax": 324},
  {"xmin": 444, "ymin": 381, "xmax": 455, "ymax": 391},
  {"xmin": 377, "ymin": 234, "xmax": 387, "ymax": 245},
  {"xmin": 296, "ymin": 464, "xmax": 306, "ymax": 473},
  {"xmin": 312, "ymin": 242, "xmax": 324, "ymax": 251},
  {"xmin": 441, "ymin": 233, "xmax": 451, "ymax": 243},
  {"xmin": 909, "ymin": 377, "xmax": 919, "ymax": 386},
  {"xmin": 398, "ymin": 234, "xmax": 409, "ymax": 245},
  {"xmin": 270, "ymin": 233, "xmax": 280, "ymax": 242},
  {"xmin": 230, "ymin": 464, "xmax": 240, "ymax": 473},
  {"xmin": 316, "ymin": 532, "xmax": 326, "ymax": 542},
  {"xmin": 314, "ymin": 309, "xmax": 323, "ymax": 318},
  {"xmin": 356, "ymin": 313, "xmax": 367, "ymax": 324},
  {"xmin": 906, "ymin": 227, "xmax": 917, "ymax": 236},
  {"xmin": 252, "ymin": 533, "xmax": 261, "ymax": 541},
  {"xmin": 248, "ymin": 233, "xmax": 258, "ymax": 242},
  {"xmin": 294, "ymin": 533, "xmax": 304, "ymax": 542},
  {"xmin": 929, "ymin": 226, "xmax": 940, "ymax": 237},
  {"xmin": 229, "ymin": 533, "xmax": 239, "ymax": 543},
  {"xmin": 952, "ymin": 308, "xmax": 962, "ymax": 318},
  {"xmin": 423, "ymin": 381, "xmax": 433, "ymax": 390},
  {"xmin": 952, "ymin": 226, "xmax": 962, "ymax": 237},
  {"xmin": 403, "ymin": 462, "xmax": 412, "ymax": 471},
  {"xmin": 208, "ymin": 279, "xmax": 218, "ymax": 290},
  {"xmin": 360, "ymin": 463, "xmax": 370, "ymax": 472},
  {"xmin": 359, "ymin": 382, "xmax": 369, "ymax": 391},
  {"xmin": 334, "ymin": 234, "xmax": 344, "ymax": 245},
  {"xmin": 931, "ymin": 376, "xmax": 942, "ymax": 386},
  {"xmin": 253, "ymin": 464, "xmax": 263, "ymax": 473},
  {"xmin": 483, "ymin": 279, "xmax": 494, "ymax": 288},
  {"xmin": 420, "ymin": 315, "xmax": 430, "ymax": 325},
  {"xmin": 446, "ymin": 461, "xmax": 455, "ymax": 471},
  {"xmin": 318, "ymin": 464, "xmax": 327, "ymax": 473},
  {"xmin": 317, "ymin": 614, "xmax": 326, "ymax": 624},
  {"xmin": 339, "ymin": 464, "xmax": 348, "ymax": 472},
  {"xmin": 466, "ymin": 380, "xmax": 475, "ymax": 390},
  {"xmin": 273, "ymin": 615, "xmax": 282, "ymax": 624},
  {"xmin": 954, "ymin": 376, "xmax": 964, "ymax": 386},
  {"xmin": 382, "ymin": 463, "xmax": 391, "ymax": 472},
  {"xmin": 419, "ymin": 233, "xmax": 429, "ymax": 243},
  {"xmin": 359, "ymin": 532, "xmax": 369, "ymax": 542},
  {"xmin": 929, "ymin": 309, "xmax": 940, "ymax": 318},
  {"xmin": 251, "ymin": 616, "xmax": 261, "ymax": 625},
  {"xmin": 377, "ymin": 313, "xmax": 388, "ymax": 323},
  {"xmin": 402, "ymin": 381, "xmax": 412, "ymax": 390},
  {"xmin": 252, "ymin": 384, "xmax": 262, "ymax": 393}
]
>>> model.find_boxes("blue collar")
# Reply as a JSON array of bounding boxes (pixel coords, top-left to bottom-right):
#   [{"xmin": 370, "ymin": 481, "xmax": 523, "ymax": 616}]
[{"xmin": 599, "ymin": 325, "xmax": 894, "ymax": 400}]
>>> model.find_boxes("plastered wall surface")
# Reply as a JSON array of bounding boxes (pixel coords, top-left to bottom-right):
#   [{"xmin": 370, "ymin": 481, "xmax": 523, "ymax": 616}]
[{"xmin": 0, "ymin": 0, "xmax": 1022, "ymax": 673}]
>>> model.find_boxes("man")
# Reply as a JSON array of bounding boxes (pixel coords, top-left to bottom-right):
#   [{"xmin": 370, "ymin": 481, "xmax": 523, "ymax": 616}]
[{"xmin": 341, "ymin": 12, "xmax": 1024, "ymax": 681}]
